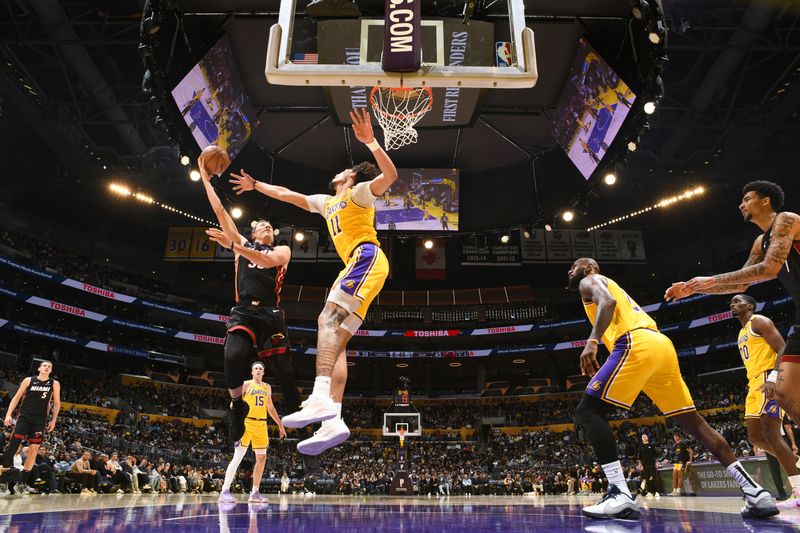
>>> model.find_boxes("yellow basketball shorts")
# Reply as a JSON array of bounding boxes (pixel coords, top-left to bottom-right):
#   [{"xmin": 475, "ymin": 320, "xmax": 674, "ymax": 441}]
[
  {"xmin": 328, "ymin": 243, "xmax": 389, "ymax": 334},
  {"xmin": 238, "ymin": 419, "xmax": 269, "ymax": 450},
  {"xmin": 585, "ymin": 328, "xmax": 696, "ymax": 417},
  {"xmin": 745, "ymin": 371, "xmax": 782, "ymax": 420}
]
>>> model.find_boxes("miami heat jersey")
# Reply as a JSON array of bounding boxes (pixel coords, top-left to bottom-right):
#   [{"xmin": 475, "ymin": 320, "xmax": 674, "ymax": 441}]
[
  {"xmin": 762, "ymin": 219, "xmax": 800, "ymax": 321},
  {"xmin": 234, "ymin": 241, "xmax": 286, "ymax": 306},
  {"xmin": 583, "ymin": 276, "xmax": 658, "ymax": 350},
  {"xmin": 310, "ymin": 183, "xmax": 380, "ymax": 263},
  {"xmin": 243, "ymin": 380, "xmax": 270, "ymax": 420},
  {"xmin": 738, "ymin": 316, "xmax": 778, "ymax": 382},
  {"xmin": 19, "ymin": 376, "xmax": 54, "ymax": 418}
]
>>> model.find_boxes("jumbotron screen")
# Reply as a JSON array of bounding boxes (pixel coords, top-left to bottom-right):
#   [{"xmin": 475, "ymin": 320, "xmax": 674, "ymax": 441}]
[
  {"xmin": 170, "ymin": 34, "xmax": 257, "ymax": 162},
  {"xmin": 376, "ymin": 169, "xmax": 459, "ymax": 232},
  {"xmin": 551, "ymin": 37, "xmax": 636, "ymax": 179}
]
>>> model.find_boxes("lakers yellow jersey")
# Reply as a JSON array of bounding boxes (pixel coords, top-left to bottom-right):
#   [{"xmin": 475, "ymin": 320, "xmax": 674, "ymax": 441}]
[
  {"xmin": 738, "ymin": 316, "xmax": 778, "ymax": 382},
  {"xmin": 243, "ymin": 380, "xmax": 270, "ymax": 420},
  {"xmin": 583, "ymin": 276, "xmax": 658, "ymax": 350},
  {"xmin": 322, "ymin": 187, "xmax": 380, "ymax": 262}
]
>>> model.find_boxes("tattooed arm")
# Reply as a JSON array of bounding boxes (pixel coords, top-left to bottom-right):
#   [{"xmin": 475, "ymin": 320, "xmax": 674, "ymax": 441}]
[
  {"xmin": 684, "ymin": 213, "xmax": 800, "ymax": 295},
  {"xmin": 665, "ymin": 236, "xmax": 765, "ymax": 301}
]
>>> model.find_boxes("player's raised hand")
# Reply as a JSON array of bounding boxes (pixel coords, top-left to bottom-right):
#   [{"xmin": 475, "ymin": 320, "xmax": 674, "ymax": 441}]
[
  {"xmin": 197, "ymin": 155, "xmax": 212, "ymax": 182},
  {"xmin": 579, "ymin": 342, "xmax": 600, "ymax": 377},
  {"xmin": 350, "ymin": 107, "xmax": 375, "ymax": 144},
  {"xmin": 229, "ymin": 169, "xmax": 256, "ymax": 195},
  {"xmin": 206, "ymin": 228, "xmax": 232, "ymax": 249},
  {"xmin": 664, "ymin": 281, "xmax": 691, "ymax": 302}
]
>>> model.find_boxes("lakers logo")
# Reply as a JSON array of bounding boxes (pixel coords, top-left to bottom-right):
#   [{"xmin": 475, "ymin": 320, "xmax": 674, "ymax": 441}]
[
  {"xmin": 591, "ymin": 381, "xmax": 602, "ymax": 391},
  {"xmin": 768, "ymin": 404, "xmax": 778, "ymax": 414},
  {"xmin": 343, "ymin": 280, "xmax": 356, "ymax": 289}
]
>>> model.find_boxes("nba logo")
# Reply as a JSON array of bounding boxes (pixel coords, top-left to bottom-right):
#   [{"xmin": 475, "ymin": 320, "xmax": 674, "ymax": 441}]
[{"xmin": 496, "ymin": 42, "xmax": 513, "ymax": 67}]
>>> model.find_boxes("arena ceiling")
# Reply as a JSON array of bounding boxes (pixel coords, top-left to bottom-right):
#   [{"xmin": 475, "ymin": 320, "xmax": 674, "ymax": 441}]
[{"xmin": 1, "ymin": 0, "xmax": 799, "ymax": 245}]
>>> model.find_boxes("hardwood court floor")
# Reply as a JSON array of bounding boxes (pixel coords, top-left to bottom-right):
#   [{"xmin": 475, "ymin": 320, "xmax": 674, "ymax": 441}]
[{"xmin": 2, "ymin": 493, "xmax": 800, "ymax": 531}]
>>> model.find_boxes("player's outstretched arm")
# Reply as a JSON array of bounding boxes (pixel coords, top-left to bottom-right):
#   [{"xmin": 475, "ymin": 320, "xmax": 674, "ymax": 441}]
[
  {"xmin": 349, "ymin": 108, "xmax": 398, "ymax": 196},
  {"xmin": 265, "ymin": 387, "xmax": 286, "ymax": 439},
  {"xmin": 683, "ymin": 214, "xmax": 800, "ymax": 294},
  {"xmin": 4, "ymin": 377, "xmax": 30, "ymax": 426},
  {"xmin": 47, "ymin": 381, "xmax": 61, "ymax": 432},
  {"xmin": 198, "ymin": 155, "xmax": 246, "ymax": 247},
  {"xmin": 665, "ymin": 236, "xmax": 766, "ymax": 301},
  {"xmin": 205, "ymin": 229, "xmax": 292, "ymax": 269},
  {"xmin": 229, "ymin": 169, "xmax": 314, "ymax": 212}
]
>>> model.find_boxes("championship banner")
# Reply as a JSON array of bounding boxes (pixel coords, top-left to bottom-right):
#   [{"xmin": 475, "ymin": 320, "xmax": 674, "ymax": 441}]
[
  {"xmin": 188, "ymin": 228, "xmax": 215, "ymax": 262},
  {"xmin": 569, "ymin": 230, "xmax": 596, "ymax": 259},
  {"xmin": 292, "ymin": 229, "xmax": 319, "ymax": 261},
  {"xmin": 545, "ymin": 230, "xmax": 571, "ymax": 261},
  {"xmin": 317, "ymin": 233, "xmax": 340, "ymax": 262},
  {"xmin": 164, "ymin": 227, "xmax": 193, "ymax": 261},
  {"xmin": 415, "ymin": 238, "xmax": 446, "ymax": 279},
  {"xmin": 594, "ymin": 230, "xmax": 646, "ymax": 262},
  {"xmin": 460, "ymin": 234, "xmax": 521, "ymax": 266},
  {"xmin": 618, "ymin": 230, "xmax": 646, "ymax": 261},
  {"xmin": 520, "ymin": 229, "xmax": 547, "ymax": 263}
]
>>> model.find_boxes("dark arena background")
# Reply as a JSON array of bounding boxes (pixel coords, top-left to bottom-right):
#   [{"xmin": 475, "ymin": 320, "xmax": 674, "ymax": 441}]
[{"xmin": 1, "ymin": 0, "xmax": 800, "ymax": 531}]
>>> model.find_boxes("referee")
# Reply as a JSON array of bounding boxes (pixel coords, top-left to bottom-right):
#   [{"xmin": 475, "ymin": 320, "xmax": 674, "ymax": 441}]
[{"xmin": 638, "ymin": 433, "xmax": 660, "ymax": 496}]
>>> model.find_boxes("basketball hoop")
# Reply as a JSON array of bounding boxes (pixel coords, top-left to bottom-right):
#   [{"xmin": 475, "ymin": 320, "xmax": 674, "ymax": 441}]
[{"xmin": 370, "ymin": 86, "xmax": 433, "ymax": 151}]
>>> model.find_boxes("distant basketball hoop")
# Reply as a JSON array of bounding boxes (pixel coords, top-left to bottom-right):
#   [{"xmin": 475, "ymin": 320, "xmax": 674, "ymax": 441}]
[{"xmin": 370, "ymin": 86, "xmax": 434, "ymax": 150}]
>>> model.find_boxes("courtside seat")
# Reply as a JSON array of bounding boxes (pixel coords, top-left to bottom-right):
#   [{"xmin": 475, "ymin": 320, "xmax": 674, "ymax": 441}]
[{"xmin": 508, "ymin": 386, "xmax": 536, "ymax": 396}]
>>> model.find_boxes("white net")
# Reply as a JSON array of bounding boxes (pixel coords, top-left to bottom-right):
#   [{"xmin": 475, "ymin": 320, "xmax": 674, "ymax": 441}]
[{"xmin": 370, "ymin": 86, "xmax": 434, "ymax": 150}]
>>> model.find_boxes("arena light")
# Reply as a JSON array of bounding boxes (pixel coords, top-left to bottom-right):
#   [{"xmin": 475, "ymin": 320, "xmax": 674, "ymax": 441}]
[
  {"xmin": 648, "ymin": 20, "xmax": 666, "ymax": 44},
  {"xmin": 630, "ymin": 0, "xmax": 651, "ymax": 20},
  {"xmin": 561, "ymin": 210, "xmax": 575, "ymax": 223},
  {"xmin": 544, "ymin": 223, "xmax": 553, "ymax": 232},
  {"xmin": 643, "ymin": 101, "xmax": 657, "ymax": 114},
  {"xmin": 500, "ymin": 234, "xmax": 510, "ymax": 244},
  {"xmin": 180, "ymin": 155, "xmax": 191, "ymax": 166},
  {"xmin": 587, "ymin": 186, "xmax": 706, "ymax": 231},
  {"xmin": 231, "ymin": 207, "xmax": 243, "ymax": 220},
  {"xmin": 396, "ymin": 363, "xmax": 409, "ymax": 368},
  {"xmin": 190, "ymin": 170, "xmax": 201, "ymax": 182},
  {"xmin": 627, "ymin": 139, "xmax": 638, "ymax": 152},
  {"xmin": 449, "ymin": 362, "xmax": 462, "ymax": 367},
  {"xmin": 522, "ymin": 228, "xmax": 531, "ymax": 239},
  {"xmin": 346, "ymin": 361, "xmax": 355, "ymax": 367},
  {"xmin": 295, "ymin": 230, "xmax": 305, "ymax": 242},
  {"xmin": 512, "ymin": 359, "xmax": 526, "ymax": 364},
  {"xmin": 108, "ymin": 181, "xmax": 217, "ymax": 226},
  {"xmin": 423, "ymin": 239, "xmax": 434, "ymax": 249},
  {"xmin": 604, "ymin": 173, "xmax": 617, "ymax": 185},
  {"xmin": 134, "ymin": 193, "xmax": 154, "ymax": 204},
  {"xmin": 109, "ymin": 183, "xmax": 132, "ymax": 196}
]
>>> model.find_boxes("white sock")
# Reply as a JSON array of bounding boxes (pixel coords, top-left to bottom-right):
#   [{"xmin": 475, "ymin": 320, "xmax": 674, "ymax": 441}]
[
  {"xmin": 222, "ymin": 446, "xmax": 248, "ymax": 492},
  {"xmin": 601, "ymin": 460, "xmax": 632, "ymax": 498},
  {"xmin": 334, "ymin": 402, "xmax": 342, "ymax": 419},
  {"xmin": 788, "ymin": 474, "xmax": 800, "ymax": 496},
  {"xmin": 726, "ymin": 461, "xmax": 762, "ymax": 494},
  {"xmin": 311, "ymin": 376, "xmax": 331, "ymax": 399}
]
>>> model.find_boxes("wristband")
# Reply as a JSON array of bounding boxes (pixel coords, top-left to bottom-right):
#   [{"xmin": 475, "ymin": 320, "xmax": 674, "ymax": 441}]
[
  {"xmin": 586, "ymin": 338, "xmax": 599, "ymax": 345},
  {"xmin": 767, "ymin": 370, "xmax": 778, "ymax": 384},
  {"xmin": 366, "ymin": 140, "xmax": 381, "ymax": 152}
]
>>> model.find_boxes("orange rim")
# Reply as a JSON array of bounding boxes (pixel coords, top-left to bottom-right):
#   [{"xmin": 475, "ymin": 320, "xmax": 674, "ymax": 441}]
[{"xmin": 369, "ymin": 86, "xmax": 434, "ymax": 120}]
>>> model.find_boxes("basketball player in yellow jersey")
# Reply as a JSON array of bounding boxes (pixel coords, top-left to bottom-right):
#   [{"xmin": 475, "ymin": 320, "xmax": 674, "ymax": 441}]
[
  {"xmin": 229, "ymin": 108, "xmax": 396, "ymax": 455},
  {"xmin": 219, "ymin": 362, "xmax": 286, "ymax": 504},
  {"xmin": 568, "ymin": 258, "xmax": 777, "ymax": 520},
  {"xmin": 731, "ymin": 294, "xmax": 800, "ymax": 506}
]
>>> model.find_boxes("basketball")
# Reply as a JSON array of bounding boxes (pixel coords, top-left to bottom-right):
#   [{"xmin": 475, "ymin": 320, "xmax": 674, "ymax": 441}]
[{"xmin": 201, "ymin": 145, "xmax": 230, "ymax": 176}]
